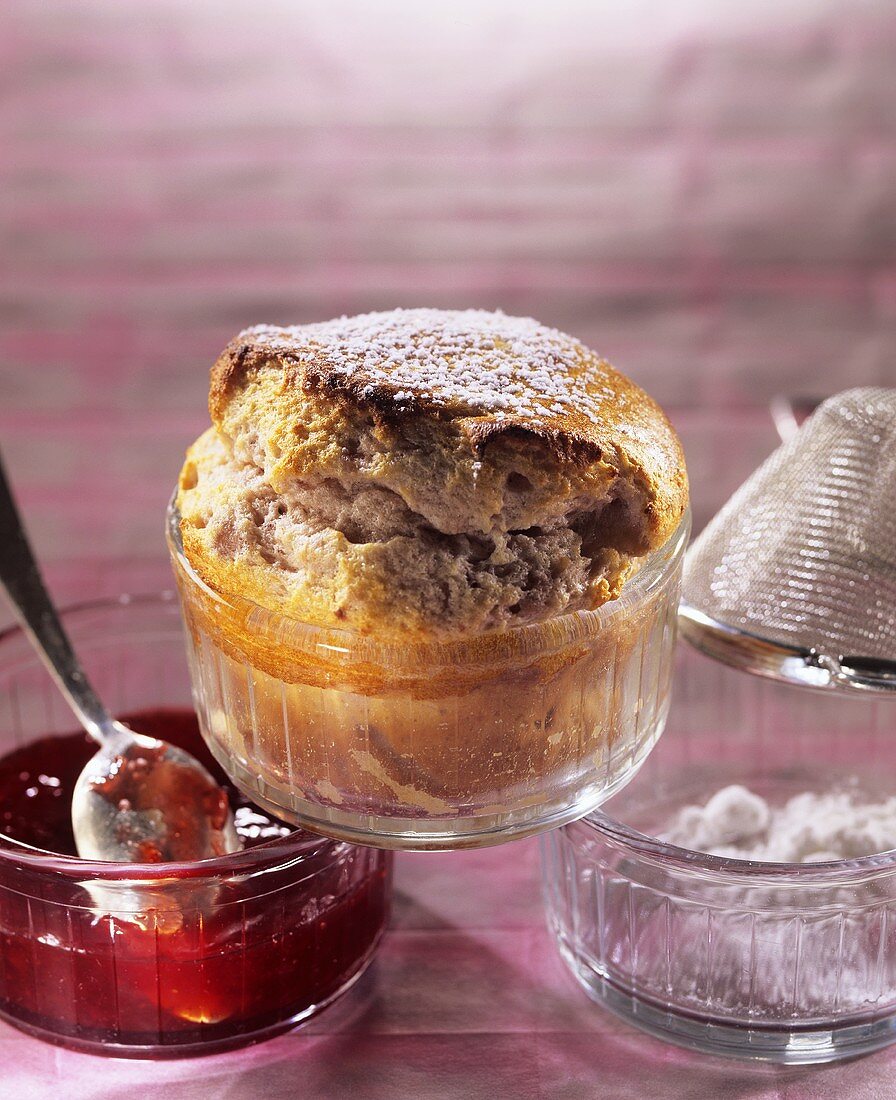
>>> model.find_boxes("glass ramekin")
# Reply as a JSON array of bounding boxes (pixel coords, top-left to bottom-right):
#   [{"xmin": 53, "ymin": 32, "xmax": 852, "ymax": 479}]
[
  {"xmin": 0, "ymin": 594, "xmax": 392, "ymax": 1058},
  {"xmin": 542, "ymin": 642, "xmax": 896, "ymax": 1064},
  {"xmin": 166, "ymin": 500, "xmax": 689, "ymax": 850}
]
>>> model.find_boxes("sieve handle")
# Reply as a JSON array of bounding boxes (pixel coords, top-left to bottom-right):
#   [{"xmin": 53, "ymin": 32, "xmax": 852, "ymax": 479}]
[{"xmin": 769, "ymin": 394, "xmax": 823, "ymax": 442}]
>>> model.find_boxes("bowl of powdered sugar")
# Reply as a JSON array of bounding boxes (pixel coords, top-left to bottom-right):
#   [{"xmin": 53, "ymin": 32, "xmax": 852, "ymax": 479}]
[{"xmin": 542, "ymin": 644, "xmax": 896, "ymax": 1064}]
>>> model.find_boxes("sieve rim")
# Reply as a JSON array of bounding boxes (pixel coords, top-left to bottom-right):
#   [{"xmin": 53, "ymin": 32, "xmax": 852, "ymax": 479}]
[{"xmin": 678, "ymin": 601, "xmax": 896, "ymax": 697}]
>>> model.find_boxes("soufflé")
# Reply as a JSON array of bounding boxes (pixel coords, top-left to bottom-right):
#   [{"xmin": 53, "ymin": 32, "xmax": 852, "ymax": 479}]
[{"xmin": 169, "ymin": 309, "xmax": 689, "ymax": 847}]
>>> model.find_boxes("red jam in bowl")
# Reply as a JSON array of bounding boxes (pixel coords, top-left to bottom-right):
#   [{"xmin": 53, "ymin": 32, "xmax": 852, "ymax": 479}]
[{"xmin": 0, "ymin": 708, "xmax": 392, "ymax": 1057}]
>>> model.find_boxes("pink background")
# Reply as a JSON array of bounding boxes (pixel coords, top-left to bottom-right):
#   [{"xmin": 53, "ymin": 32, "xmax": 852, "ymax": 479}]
[{"xmin": 2, "ymin": 0, "xmax": 896, "ymax": 1095}]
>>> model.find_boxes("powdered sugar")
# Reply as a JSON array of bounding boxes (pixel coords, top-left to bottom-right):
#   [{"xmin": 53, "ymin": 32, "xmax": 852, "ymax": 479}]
[
  {"xmin": 244, "ymin": 308, "xmax": 620, "ymax": 423},
  {"xmin": 662, "ymin": 783, "xmax": 896, "ymax": 863}
]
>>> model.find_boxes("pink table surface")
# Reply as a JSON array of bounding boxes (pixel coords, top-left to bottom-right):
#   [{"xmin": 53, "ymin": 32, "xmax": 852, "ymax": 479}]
[{"xmin": 4, "ymin": 837, "xmax": 896, "ymax": 1100}]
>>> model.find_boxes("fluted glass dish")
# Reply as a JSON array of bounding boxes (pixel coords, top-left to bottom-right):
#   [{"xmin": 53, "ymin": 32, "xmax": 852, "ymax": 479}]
[
  {"xmin": 542, "ymin": 643, "xmax": 896, "ymax": 1063},
  {"xmin": 167, "ymin": 500, "xmax": 689, "ymax": 850},
  {"xmin": 0, "ymin": 594, "xmax": 392, "ymax": 1058}
]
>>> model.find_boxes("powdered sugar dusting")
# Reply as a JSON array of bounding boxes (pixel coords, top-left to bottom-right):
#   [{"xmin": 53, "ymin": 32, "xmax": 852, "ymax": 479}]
[{"xmin": 244, "ymin": 308, "xmax": 622, "ymax": 424}]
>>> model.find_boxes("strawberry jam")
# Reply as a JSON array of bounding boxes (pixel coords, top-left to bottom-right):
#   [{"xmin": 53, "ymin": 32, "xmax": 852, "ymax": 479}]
[{"xmin": 0, "ymin": 708, "xmax": 391, "ymax": 1057}]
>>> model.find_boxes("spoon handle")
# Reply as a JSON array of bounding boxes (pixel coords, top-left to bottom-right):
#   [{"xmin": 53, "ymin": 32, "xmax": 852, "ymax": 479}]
[{"xmin": 0, "ymin": 452, "xmax": 113, "ymax": 744}]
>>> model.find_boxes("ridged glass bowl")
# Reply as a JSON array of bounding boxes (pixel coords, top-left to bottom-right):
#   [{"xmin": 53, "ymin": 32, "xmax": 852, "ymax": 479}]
[
  {"xmin": 167, "ymin": 501, "xmax": 689, "ymax": 850},
  {"xmin": 542, "ymin": 643, "xmax": 896, "ymax": 1064},
  {"xmin": 0, "ymin": 594, "xmax": 392, "ymax": 1058}
]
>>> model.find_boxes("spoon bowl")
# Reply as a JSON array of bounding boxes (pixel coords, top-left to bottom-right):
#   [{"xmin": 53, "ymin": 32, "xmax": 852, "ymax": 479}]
[{"xmin": 72, "ymin": 720, "xmax": 240, "ymax": 862}]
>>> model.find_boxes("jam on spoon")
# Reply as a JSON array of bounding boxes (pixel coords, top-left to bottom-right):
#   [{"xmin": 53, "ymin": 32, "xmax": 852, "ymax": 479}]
[{"xmin": 82, "ymin": 738, "xmax": 233, "ymax": 863}]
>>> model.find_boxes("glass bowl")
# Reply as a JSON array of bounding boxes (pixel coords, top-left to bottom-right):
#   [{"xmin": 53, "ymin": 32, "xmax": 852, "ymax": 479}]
[
  {"xmin": 542, "ymin": 643, "xmax": 896, "ymax": 1064},
  {"xmin": 167, "ymin": 501, "xmax": 689, "ymax": 850},
  {"xmin": 0, "ymin": 593, "xmax": 392, "ymax": 1058}
]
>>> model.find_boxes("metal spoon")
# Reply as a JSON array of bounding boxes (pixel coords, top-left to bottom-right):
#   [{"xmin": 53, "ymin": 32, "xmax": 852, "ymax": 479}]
[{"xmin": 0, "ymin": 454, "xmax": 240, "ymax": 862}]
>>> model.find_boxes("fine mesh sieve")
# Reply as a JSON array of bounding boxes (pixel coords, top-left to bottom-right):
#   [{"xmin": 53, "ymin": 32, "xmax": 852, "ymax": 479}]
[{"xmin": 680, "ymin": 387, "xmax": 896, "ymax": 694}]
